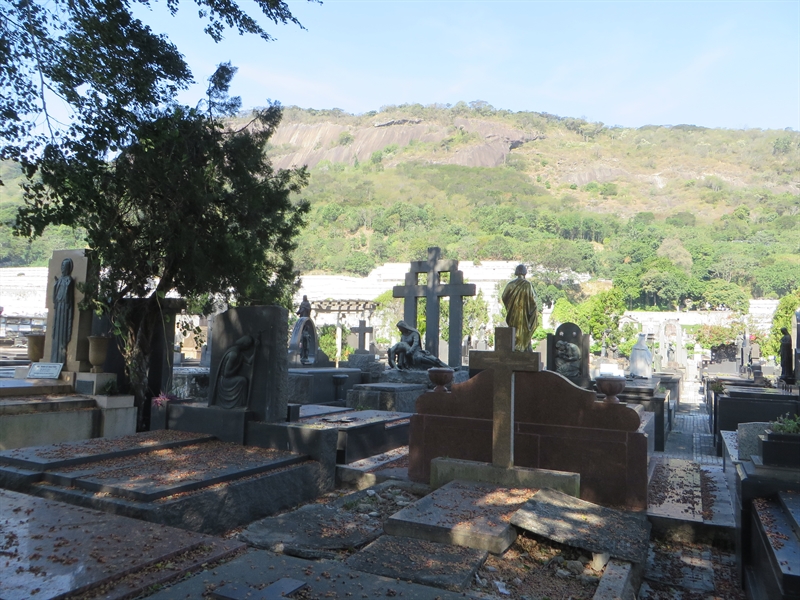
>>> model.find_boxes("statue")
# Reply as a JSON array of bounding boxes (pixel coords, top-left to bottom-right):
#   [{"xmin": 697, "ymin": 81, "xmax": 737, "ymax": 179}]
[
  {"xmin": 780, "ymin": 327, "xmax": 794, "ymax": 380},
  {"xmin": 296, "ymin": 295, "xmax": 312, "ymax": 319},
  {"xmin": 554, "ymin": 340, "xmax": 581, "ymax": 378},
  {"xmin": 501, "ymin": 264, "xmax": 539, "ymax": 352},
  {"xmin": 50, "ymin": 258, "xmax": 75, "ymax": 364},
  {"xmin": 629, "ymin": 333, "xmax": 653, "ymax": 379},
  {"xmin": 210, "ymin": 335, "xmax": 259, "ymax": 409},
  {"xmin": 388, "ymin": 321, "xmax": 447, "ymax": 370}
]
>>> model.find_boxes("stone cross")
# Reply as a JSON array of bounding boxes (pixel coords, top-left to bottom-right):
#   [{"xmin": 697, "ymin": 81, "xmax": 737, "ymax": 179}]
[
  {"xmin": 469, "ymin": 327, "xmax": 541, "ymax": 469},
  {"xmin": 393, "ymin": 247, "xmax": 476, "ymax": 367},
  {"xmin": 351, "ymin": 319, "xmax": 373, "ymax": 353}
]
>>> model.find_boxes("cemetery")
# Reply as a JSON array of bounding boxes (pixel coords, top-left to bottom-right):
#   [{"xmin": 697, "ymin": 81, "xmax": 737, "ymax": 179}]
[{"xmin": 0, "ymin": 247, "xmax": 798, "ymax": 600}]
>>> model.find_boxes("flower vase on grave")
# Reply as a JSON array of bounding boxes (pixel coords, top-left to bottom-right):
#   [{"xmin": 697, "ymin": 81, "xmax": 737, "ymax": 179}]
[
  {"xmin": 26, "ymin": 333, "xmax": 46, "ymax": 362},
  {"xmin": 629, "ymin": 333, "xmax": 652, "ymax": 379},
  {"xmin": 88, "ymin": 335, "xmax": 110, "ymax": 373}
]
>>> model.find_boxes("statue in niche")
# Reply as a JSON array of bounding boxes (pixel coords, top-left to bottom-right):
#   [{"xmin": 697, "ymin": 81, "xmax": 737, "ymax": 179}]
[
  {"xmin": 780, "ymin": 327, "xmax": 794, "ymax": 380},
  {"xmin": 211, "ymin": 334, "xmax": 260, "ymax": 409},
  {"xmin": 300, "ymin": 325, "xmax": 312, "ymax": 362},
  {"xmin": 554, "ymin": 340, "xmax": 581, "ymax": 378},
  {"xmin": 50, "ymin": 258, "xmax": 75, "ymax": 364},
  {"xmin": 296, "ymin": 295, "xmax": 312, "ymax": 319},
  {"xmin": 388, "ymin": 321, "xmax": 447, "ymax": 370},
  {"xmin": 501, "ymin": 264, "xmax": 539, "ymax": 352}
]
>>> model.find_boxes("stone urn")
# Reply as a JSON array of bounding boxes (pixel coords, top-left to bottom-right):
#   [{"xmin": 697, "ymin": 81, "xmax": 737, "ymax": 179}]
[
  {"xmin": 595, "ymin": 376, "xmax": 627, "ymax": 403},
  {"xmin": 88, "ymin": 335, "xmax": 111, "ymax": 373},
  {"xmin": 428, "ymin": 367, "xmax": 454, "ymax": 393},
  {"xmin": 26, "ymin": 333, "xmax": 46, "ymax": 362}
]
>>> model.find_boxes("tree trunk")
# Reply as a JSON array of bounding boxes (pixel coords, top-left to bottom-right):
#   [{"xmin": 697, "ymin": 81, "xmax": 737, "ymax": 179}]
[{"xmin": 119, "ymin": 297, "xmax": 161, "ymax": 431}]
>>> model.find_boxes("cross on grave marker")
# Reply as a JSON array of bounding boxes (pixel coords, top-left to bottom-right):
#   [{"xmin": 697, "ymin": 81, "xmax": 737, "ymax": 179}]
[
  {"xmin": 469, "ymin": 327, "xmax": 541, "ymax": 469},
  {"xmin": 393, "ymin": 247, "xmax": 476, "ymax": 367},
  {"xmin": 351, "ymin": 319, "xmax": 373, "ymax": 353}
]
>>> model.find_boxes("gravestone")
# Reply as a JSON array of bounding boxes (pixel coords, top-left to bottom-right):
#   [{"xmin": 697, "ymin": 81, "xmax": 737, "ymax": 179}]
[
  {"xmin": 393, "ymin": 247, "xmax": 476, "ymax": 368},
  {"xmin": 546, "ymin": 322, "xmax": 590, "ymax": 388},
  {"xmin": 469, "ymin": 327, "xmax": 540, "ymax": 469},
  {"xmin": 209, "ymin": 306, "xmax": 288, "ymax": 423},
  {"xmin": 351, "ymin": 319, "xmax": 373, "ymax": 354},
  {"xmin": 42, "ymin": 249, "xmax": 94, "ymax": 373},
  {"xmin": 288, "ymin": 316, "xmax": 317, "ymax": 366}
]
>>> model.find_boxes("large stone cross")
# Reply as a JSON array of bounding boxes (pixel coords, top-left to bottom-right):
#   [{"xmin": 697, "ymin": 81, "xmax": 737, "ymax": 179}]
[
  {"xmin": 392, "ymin": 247, "xmax": 476, "ymax": 367},
  {"xmin": 469, "ymin": 327, "xmax": 541, "ymax": 469},
  {"xmin": 351, "ymin": 319, "xmax": 373, "ymax": 353}
]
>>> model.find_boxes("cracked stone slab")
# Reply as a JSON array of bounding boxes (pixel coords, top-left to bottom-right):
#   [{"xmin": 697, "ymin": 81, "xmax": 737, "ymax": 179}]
[
  {"xmin": 384, "ymin": 479, "xmax": 536, "ymax": 554},
  {"xmin": 346, "ymin": 534, "xmax": 487, "ymax": 591},
  {"xmin": 511, "ymin": 488, "xmax": 651, "ymax": 565}
]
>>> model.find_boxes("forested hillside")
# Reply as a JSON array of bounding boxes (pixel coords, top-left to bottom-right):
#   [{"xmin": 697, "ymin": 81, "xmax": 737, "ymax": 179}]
[{"xmin": 3, "ymin": 102, "xmax": 799, "ymax": 311}]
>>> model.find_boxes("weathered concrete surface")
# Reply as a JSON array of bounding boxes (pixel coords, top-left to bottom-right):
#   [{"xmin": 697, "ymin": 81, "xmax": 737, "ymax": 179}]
[
  {"xmin": 347, "ymin": 535, "xmax": 487, "ymax": 591},
  {"xmin": 430, "ymin": 457, "xmax": 580, "ymax": 495},
  {"xmin": 511, "ymin": 488, "xmax": 651, "ymax": 564},
  {"xmin": 384, "ymin": 479, "xmax": 536, "ymax": 554}
]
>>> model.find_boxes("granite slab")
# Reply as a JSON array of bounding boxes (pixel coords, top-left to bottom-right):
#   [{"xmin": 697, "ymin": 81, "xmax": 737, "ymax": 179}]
[
  {"xmin": 510, "ymin": 488, "xmax": 651, "ymax": 564},
  {"xmin": 384, "ymin": 479, "xmax": 536, "ymax": 554},
  {"xmin": 346, "ymin": 534, "xmax": 487, "ymax": 590}
]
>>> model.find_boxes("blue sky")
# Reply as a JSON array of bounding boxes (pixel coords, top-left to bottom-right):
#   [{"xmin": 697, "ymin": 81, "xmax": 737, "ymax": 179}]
[{"xmin": 137, "ymin": 1, "xmax": 799, "ymax": 130}]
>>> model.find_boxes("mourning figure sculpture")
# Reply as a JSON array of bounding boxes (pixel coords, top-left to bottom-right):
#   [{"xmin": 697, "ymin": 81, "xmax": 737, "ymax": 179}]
[
  {"xmin": 50, "ymin": 258, "xmax": 75, "ymax": 364},
  {"xmin": 211, "ymin": 334, "xmax": 259, "ymax": 409},
  {"xmin": 780, "ymin": 327, "xmax": 794, "ymax": 380},
  {"xmin": 555, "ymin": 340, "xmax": 581, "ymax": 378},
  {"xmin": 388, "ymin": 321, "xmax": 447, "ymax": 370},
  {"xmin": 296, "ymin": 295, "xmax": 312, "ymax": 319},
  {"xmin": 501, "ymin": 264, "xmax": 539, "ymax": 352}
]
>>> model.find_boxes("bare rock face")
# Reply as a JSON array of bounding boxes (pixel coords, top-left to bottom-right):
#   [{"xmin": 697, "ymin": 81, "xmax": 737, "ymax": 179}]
[{"xmin": 269, "ymin": 117, "xmax": 543, "ymax": 170}]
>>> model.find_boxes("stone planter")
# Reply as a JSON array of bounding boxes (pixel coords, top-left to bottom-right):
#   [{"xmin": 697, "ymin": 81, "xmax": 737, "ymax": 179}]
[
  {"xmin": 428, "ymin": 367, "xmax": 454, "ymax": 393},
  {"xmin": 26, "ymin": 333, "xmax": 46, "ymax": 362},
  {"xmin": 759, "ymin": 430, "xmax": 800, "ymax": 468},
  {"xmin": 88, "ymin": 335, "xmax": 111, "ymax": 373},
  {"xmin": 595, "ymin": 376, "xmax": 626, "ymax": 404}
]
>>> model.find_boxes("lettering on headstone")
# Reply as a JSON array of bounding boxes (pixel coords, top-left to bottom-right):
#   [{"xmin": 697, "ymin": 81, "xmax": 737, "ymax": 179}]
[
  {"xmin": 27, "ymin": 362, "xmax": 64, "ymax": 379},
  {"xmin": 392, "ymin": 247, "xmax": 476, "ymax": 367}
]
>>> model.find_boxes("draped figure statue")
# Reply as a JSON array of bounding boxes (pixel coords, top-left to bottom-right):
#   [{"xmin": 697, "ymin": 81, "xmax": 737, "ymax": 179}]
[
  {"xmin": 388, "ymin": 321, "xmax": 447, "ymax": 370},
  {"xmin": 210, "ymin": 335, "xmax": 259, "ymax": 409},
  {"xmin": 501, "ymin": 264, "xmax": 539, "ymax": 352},
  {"xmin": 50, "ymin": 258, "xmax": 75, "ymax": 364}
]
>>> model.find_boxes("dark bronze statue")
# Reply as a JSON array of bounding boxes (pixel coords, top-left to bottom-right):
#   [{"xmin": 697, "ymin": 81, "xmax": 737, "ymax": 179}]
[
  {"xmin": 501, "ymin": 264, "xmax": 539, "ymax": 352},
  {"xmin": 388, "ymin": 321, "xmax": 447, "ymax": 370},
  {"xmin": 296, "ymin": 295, "xmax": 312, "ymax": 319},
  {"xmin": 50, "ymin": 258, "xmax": 74, "ymax": 364}
]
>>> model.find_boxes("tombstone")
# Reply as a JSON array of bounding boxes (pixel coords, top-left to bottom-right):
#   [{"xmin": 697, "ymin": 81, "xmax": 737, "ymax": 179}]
[
  {"xmin": 43, "ymin": 249, "xmax": 94, "ymax": 373},
  {"xmin": 546, "ymin": 322, "xmax": 590, "ymax": 388},
  {"xmin": 350, "ymin": 320, "xmax": 373, "ymax": 355},
  {"xmin": 409, "ymin": 327, "xmax": 651, "ymax": 508},
  {"xmin": 392, "ymin": 247, "xmax": 476, "ymax": 368},
  {"xmin": 208, "ymin": 306, "xmax": 288, "ymax": 423},
  {"xmin": 288, "ymin": 317, "xmax": 317, "ymax": 366}
]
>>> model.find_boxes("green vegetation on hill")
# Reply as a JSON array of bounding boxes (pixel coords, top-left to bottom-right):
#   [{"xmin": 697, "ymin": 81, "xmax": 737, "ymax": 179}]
[{"xmin": 4, "ymin": 103, "xmax": 800, "ymax": 310}]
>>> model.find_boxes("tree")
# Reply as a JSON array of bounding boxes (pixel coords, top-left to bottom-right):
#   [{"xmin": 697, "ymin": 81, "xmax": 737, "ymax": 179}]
[
  {"xmin": 702, "ymin": 279, "xmax": 749, "ymax": 313},
  {"xmin": 764, "ymin": 289, "xmax": 800, "ymax": 358},
  {"xmin": 15, "ymin": 67, "xmax": 309, "ymax": 429},
  {"xmin": 1, "ymin": 0, "xmax": 313, "ymax": 182}
]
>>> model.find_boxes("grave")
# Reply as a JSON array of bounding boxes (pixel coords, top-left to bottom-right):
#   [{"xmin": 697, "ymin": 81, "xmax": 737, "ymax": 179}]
[
  {"xmin": 384, "ymin": 479, "xmax": 536, "ymax": 553},
  {"xmin": 409, "ymin": 327, "xmax": 654, "ymax": 509},
  {"xmin": 294, "ymin": 408, "xmax": 410, "ymax": 464},
  {"xmin": 0, "ymin": 428, "xmax": 336, "ymax": 534},
  {"xmin": 0, "ymin": 488, "xmax": 243, "ymax": 600},
  {"xmin": 392, "ymin": 247, "xmax": 476, "ymax": 368},
  {"xmin": 615, "ymin": 377, "xmax": 673, "ymax": 452},
  {"xmin": 546, "ymin": 322, "xmax": 591, "ymax": 388},
  {"xmin": 346, "ymin": 382, "xmax": 427, "ymax": 412},
  {"xmin": 287, "ymin": 315, "xmax": 317, "ymax": 366}
]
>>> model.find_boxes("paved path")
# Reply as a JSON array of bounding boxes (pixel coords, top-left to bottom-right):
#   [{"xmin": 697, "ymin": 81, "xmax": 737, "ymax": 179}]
[{"xmin": 657, "ymin": 382, "xmax": 722, "ymax": 466}]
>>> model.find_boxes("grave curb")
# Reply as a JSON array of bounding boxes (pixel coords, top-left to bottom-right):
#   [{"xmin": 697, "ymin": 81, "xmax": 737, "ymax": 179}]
[
  {"xmin": 430, "ymin": 457, "xmax": 581, "ymax": 496},
  {"xmin": 592, "ymin": 558, "xmax": 641, "ymax": 600}
]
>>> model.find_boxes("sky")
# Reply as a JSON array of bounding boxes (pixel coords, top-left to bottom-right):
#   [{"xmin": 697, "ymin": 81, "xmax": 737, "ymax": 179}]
[{"xmin": 136, "ymin": 1, "xmax": 799, "ymax": 130}]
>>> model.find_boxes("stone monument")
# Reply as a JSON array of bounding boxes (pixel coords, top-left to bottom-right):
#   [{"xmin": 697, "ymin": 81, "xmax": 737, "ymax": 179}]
[
  {"xmin": 501, "ymin": 264, "xmax": 538, "ymax": 352},
  {"xmin": 546, "ymin": 322, "xmax": 590, "ymax": 388},
  {"xmin": 43, "ymin": 249, "xmax": 94, "ymax": 373},
  {"xmin": 392, "ymin": 247, "xmax": 476, "ymax": 368},
  {"xmin": 208, "ymin": 306, "xmax": 288, "ymax": 423},
  {"xmin": 629, "ymin": 333, "xmax": 653, "ymax": 379}
]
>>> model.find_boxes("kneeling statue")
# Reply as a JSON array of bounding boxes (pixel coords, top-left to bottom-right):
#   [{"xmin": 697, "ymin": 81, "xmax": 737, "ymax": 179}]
[{"xmin": 388, "ymin": 321, "xmax": 447, "ymax": 370}]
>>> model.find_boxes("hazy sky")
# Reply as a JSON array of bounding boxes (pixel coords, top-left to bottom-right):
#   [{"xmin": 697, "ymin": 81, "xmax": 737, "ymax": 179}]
[{"xmin": 137, "ymin": 1, "xmax": 800, "ymax": 130}]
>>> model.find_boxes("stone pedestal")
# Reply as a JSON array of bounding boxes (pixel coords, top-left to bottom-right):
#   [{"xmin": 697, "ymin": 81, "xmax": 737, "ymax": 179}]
[{"xmin": 75, "ymin": 372, "xmax": 117, "ymax": 396}]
